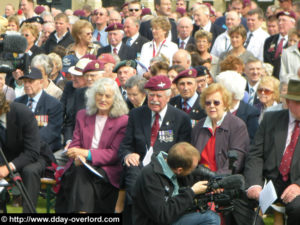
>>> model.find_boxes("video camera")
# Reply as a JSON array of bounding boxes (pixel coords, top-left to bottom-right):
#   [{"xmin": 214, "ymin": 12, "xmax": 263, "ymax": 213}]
[{"xmin": 0, "ymin": 32, "xmax": 30, "ymax": 74}]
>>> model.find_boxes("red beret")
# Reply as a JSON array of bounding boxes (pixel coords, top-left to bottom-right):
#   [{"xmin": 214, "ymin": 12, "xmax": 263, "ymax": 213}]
[
  {"xmin": 144, "ymin": 75, "xmax": 171, "ymax": 90},
  {"xmin": 172, "ymin": 69, "xmax": 197, "ymax": 84},
  {"xmin": 141, "ymin": 8, "xmax": 152, "ymax": 17},
  {"xmin": 83, "ymin": 60, "xmax": 104, "ymax": 74},
  {"xmin": 276, "ymin": 11, "xmax": 296, "ymax": 21},
  {"xmin": 98, "ymin": 53, "xmax": 116, "ymax": 64},
  {"xmin": 121, "ymin": 2, "xmax": 129, "ymax": 9},
  {"xmin": 105, "ymin": 23, "xmax": 124, "ymax": 32},
  {"xmin": 34, "ymin": 6, "xmax": 45, "ymax": 15}
]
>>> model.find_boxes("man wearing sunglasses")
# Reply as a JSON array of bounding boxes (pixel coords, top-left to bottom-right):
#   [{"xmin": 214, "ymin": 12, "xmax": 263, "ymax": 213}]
[
  {"xmin": 92, "ymin": 7, "xmax": 109, "ymax": 47},
  {"xmin": 128, "ymin": 1, "xmax": 142, "ymax": 19}
]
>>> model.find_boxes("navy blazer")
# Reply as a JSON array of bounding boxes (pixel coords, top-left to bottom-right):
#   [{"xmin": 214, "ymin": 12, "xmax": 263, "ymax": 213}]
[
  {"xmin": 97, "ymin": 43, "xmax": 137, "ymax": 60},
  {"xmin": 176, "ymin": 36, "xmax": 196, "ymax": 49},
  {"xmin": 15, "ymin": 91, "xmax": 63, "ymax": 151},
  {"xmin": 122, "ymin": 34, "xmax": 149, "ymax": 55},
  {"xmin": 118, "ymin": 104, "xmax": 192, "ymax": 162}
]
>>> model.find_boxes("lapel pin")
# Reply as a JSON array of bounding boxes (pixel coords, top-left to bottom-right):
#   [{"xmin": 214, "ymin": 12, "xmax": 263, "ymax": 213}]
[{"xmin": 166, "ymin": 121, "xmax": 169, "ymax": 126}]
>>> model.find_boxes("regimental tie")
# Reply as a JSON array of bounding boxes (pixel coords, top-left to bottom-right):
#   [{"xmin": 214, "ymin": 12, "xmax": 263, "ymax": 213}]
[
  {"xmin": 113, "ymin": 47, "xmax": 118, "ymax": 55},
  {"xmin": 27, "ymin": 98, "xmax": 34, "ymax": 111},
  {"xmin": 97, "ymin": 32, "xmax": 101, "ymax": 42},
  {"xmin": 126, "ymin": 37, "xmax": 132, "ymax": 47},
  {"xmin": 274, "ymin": 38, "xmax": 284, "ymax": 59},
  {"xmin": 248, "ymin": 88, "xmax": 255, "ymax": 105},
  {"xmin": 182, "ymin": 101, "xmax": 191, "ymax": 114},
  {"xmin": 279, "ymin": 120, "xmax": 300, "ymax": 182},
  {"xmin": 179, "ymin": 41, "xmax": 185, "ymax": 49},
  {"xmin": 150, "ymin": 113, "xmax": 160, "ymax": 147},
  {"xmin": 244, "ymin": 33, "xmax": 253, "ymax": 49}
]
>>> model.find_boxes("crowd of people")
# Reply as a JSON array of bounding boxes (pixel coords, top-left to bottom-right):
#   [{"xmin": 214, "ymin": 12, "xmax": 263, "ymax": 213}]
[{"xmin": 0, "ymin": 0, "xmax": 300, "ymax": 224}]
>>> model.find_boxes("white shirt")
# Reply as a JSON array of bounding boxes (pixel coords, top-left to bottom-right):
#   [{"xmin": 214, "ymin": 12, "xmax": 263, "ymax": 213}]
[
  {"xmin": 246, "ymin": 27, "xmax": 269, "ymax": 61},
  {"xmin": 27, "ymin": 90, "xmax": 43, "ymax": 112},
  {"xmin": 111, "ymin": 42, "xmax": 122, "ymax": 55},
  {"xmin": 91, "ymin": 115, "xmax": 108, "ymax": 149},
  {"xmin": 203, "ymin": 21, "xmax": 212, "ymax": 33},
  {"xmin": 139, "ymin": 40, "xmax": 178, "ymax": 70},
  {"xmin": 151, "ymin": 104, "xmax": 168, "ymax": 127},
  {"xmin": 211, "ymin": 31, "xmax": 232, "ymax": 57}
]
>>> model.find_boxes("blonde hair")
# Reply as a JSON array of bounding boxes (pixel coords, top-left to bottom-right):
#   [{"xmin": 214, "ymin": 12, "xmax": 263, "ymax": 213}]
[
  {"xmin": 151, "ymin": 16, "xmax": 171, "ymax": 38},
  {"xmin": 71, "ymin": 19, "xmax": 94, "ymax": 43},
  {"xmin": 258, "ymin": 76, "xmax": 280, "ymax": 103}
]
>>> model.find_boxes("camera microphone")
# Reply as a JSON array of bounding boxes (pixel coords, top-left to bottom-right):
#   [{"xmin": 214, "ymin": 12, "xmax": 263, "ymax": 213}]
[{"xmin": 3, "ymin": 34, "xmax": 28, "ymax": 53}]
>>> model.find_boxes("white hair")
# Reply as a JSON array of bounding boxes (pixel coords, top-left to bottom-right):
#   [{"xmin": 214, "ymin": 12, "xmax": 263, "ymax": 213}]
[
  {"xmin": 216, "ymin": 71, "xmax": 246, "ymax": 100},
  {"xmin": 193, "ymin": 4, "xmax": 210, "ymax": 16},
  {"xmin": 85, "ymin": 78, "xmax": 129, "ymax": 117}
]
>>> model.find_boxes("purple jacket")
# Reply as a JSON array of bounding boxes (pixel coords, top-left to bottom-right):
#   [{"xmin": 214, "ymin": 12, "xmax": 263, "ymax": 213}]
[
  {"xmin": 66, "ymin": 109, "xmax": 128, "ymax": 188},
  {"xmin": 191, "ymin": 112, "xmax": 249, "ymax": 174}
]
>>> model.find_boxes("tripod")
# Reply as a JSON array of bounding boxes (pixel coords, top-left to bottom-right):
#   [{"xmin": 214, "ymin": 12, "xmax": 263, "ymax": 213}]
[{"xmin": 0, "ymin": 147, "xmax": 36, "ymax": 213}]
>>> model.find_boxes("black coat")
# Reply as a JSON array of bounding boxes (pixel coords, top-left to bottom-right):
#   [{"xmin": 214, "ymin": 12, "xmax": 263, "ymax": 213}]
[
  {"xmin": 169, "ymin": 95, "xmax": 206, "ymax": 126},
  {"xmin": 122, "ymin": 34, "xmax": 149, "ymax": 56},
  {"xmin": 15, "ymin": 91, "xmax": 63, "ymax": 151},
  {"xmin": 28, "ymin": 45, "xmax": 44, "ymax": 62},
  {"xmin": 192, "ymin": 23, "xmax": 225, "ymax": 47},
  {"xmin": 263, "ymin": 34, "xmax": 288, "ymax": 79},
  {"xmin": 43, "ymin": 30, "xmax": 74, "ymax": 54},
  {"xmin": 176, "ymin": 36, "xmax": 196, "ymax": 49},
  {"xmin": 118, "ymin": 105, "xmax": 192, "ymax": 162},
  {"xmin": 139, "ymin": 18, "xmax": 178, "ymax": 43},
  {"xmin": 97, "ymin": 43, "xmax": 137, "ymax": 60}
]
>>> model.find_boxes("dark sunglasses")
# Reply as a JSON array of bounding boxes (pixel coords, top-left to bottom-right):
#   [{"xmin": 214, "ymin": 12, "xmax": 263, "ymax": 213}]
[
  {"xmin": 205, "ymin": 100, "xmax": 221, "ymax": 106},
  {"xmin": 257, "ymin": 88, "xmax": 273, "ymax": 95},
  {"xmin": 129, "ymin": 9, "xmax": 140, "ymax": 12}
]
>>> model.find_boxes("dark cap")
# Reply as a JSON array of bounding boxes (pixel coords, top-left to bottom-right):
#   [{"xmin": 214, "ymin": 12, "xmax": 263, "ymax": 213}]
[
  {"xmin": 194, "ymin": 65, "xmax": 209, "ymax": 77},
  {"xmin": 20, "ymin": 67, "xmax": 43, "ymax": 80},
  {"xmin": 276, "ymin": 11, "xmax": 296, "ymax": 21},
  {"xmin": 83, "ymin": 60, "xmax": 105, "ymax": 74},
  {"xmin": 98, "ymin": 53, "xmax": 116, "ymax": 64},
  {"xmin": 281, "ymin": 79, "xmax": 300, "ymax": 101},
  {"xmin": 172, "ymin": 69, "xmax": 197, "ymax": 84},
  {"xmin": 113, "ymin": 60, "xmax": 137, "ymax": 73},
  {"xmin": 25, "ymin": 16, "xmax": 44, "ymax": 24},
  {"xmin": 62, "ymin": 55, "xmax": 79, "ymax": 73},
  {"xmin": 105, "ymin": 23, "xmax": 124, "ymax": 32},
  {"xmin": 144, "ymin": 75, "xmax": 171, "ymax": 90}
]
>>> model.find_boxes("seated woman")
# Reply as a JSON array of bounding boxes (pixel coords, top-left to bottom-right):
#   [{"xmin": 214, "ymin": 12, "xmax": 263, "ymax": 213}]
[
  {"xmin": 191, "ymin": 83, "xmax": 249, "ymax": 174},
  {"xmin": 55, "ymin": 78, "xmax": 129, "ymax": 213},
  {"xmin": 254, "ymin": 75, "xmax": 280, "ymax": 123}
]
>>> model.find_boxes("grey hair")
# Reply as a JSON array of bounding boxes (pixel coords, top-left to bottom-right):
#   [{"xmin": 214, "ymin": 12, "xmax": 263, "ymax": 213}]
[
  {"xmin": 177, "ymin": 16, "xmax": 193, "ymax": 26},
  {"xmin": 193, "ymin": 4, "xmax": 210, "ymax": 16},
  {"xmin": 31, "ymin": 54, "xmax": 53, "ymax": 77},
  {"xmin": 125, "ymin": 76, "xmax": 147, "ymax": 94},
  {"xmin": 85, "ymin": 78, "xmax": 129, "ymax": 117}
]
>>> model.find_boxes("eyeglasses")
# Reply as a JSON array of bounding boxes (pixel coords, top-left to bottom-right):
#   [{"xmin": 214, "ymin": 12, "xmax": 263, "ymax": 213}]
[
  {"xmin": 93, "ymin": 12, "xmax": 104, "ymax": 16},
  {"xmin": 129, "ymin": 8, "xmax": 140, "ymax": 12},
  {"xmin": 205, "ymin": 100, "xmax": 221, "ymax": 106},
  {"xmin": 23, "ymin": 34, "xmax": 30, "ymax": 37},
  {"xmin": 257, "ymin": 88, "xmax": 273, "ymax": 95}
]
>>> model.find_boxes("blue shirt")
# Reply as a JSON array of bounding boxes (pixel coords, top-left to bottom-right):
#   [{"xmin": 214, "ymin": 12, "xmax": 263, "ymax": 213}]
[{"xmin": 93, "ymin": 28, "xmax": 108, "ymax": 47}]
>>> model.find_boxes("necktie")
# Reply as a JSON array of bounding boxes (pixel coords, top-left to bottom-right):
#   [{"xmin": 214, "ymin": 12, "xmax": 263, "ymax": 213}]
[
  {"xmin": 97, "ymin": 32, "xmax": 101, "ymax": 42},
  {"xmin": 279, "ymin": 121, "xmax": 300, "ymax": 181},
  {"xmin": 113, "ymin": 47, "xmax": 117, "ymax": 55},
  {"xmin": 126, "ymin": 37, "xmax": 132, "ymax": 46},
  {"xmin": 27, "ymin": 98, "xmax": 34, "ymax": 110},
  {"xmin": 150, "ymin": 113, "xmax": 160, "ymax": 147},
  {"xmin": 182, "ymin": 101, "xmax": 191, "ymax": 114},
  {"xmin": 244, "ymin": 33, "xmax": 253, "ymax": 48},
  {"xmin": 179, "ymin": 41, "xmax": 185, "ymax": 49},
  {"xmin": 274, "ymin": 38, "xmax": 284, "ymax": 59},
  {"xmin": 122, "ymin": 90, "xmax": 127, "ymax": 99},
  {"xmin": 248, "ymin": 88, "xmax": 255, "ymax": 105}
]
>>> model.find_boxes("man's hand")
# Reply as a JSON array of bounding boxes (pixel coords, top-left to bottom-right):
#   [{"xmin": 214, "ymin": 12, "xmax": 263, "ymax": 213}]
[
  {"xmin": 124, "ymin": 153, "xmax": 140, "ymax": 167},
  {"xmin": 74, "ymin": 155, "xmax": 86, "ymax": 167},
  {"xmin": 247, "ymin": 186, "xmax": 262, "ymax": 201},
  {"xmin": 191, "ymin": 180, "xmax": 208, "ymax": 195},
  {"xmin": 67, "ymin": 147, "xmax": 89, "ymax": 159},
  {"xmin": 281, "ymin": 184, "xmax": 300, "ymax": 204},
  {"xmin": 0, "ymin": 165, "xmax": 10, "ymax": 179}
]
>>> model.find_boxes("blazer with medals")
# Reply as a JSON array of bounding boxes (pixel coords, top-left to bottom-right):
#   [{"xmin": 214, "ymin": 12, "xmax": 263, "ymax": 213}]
[
  {"xmin": 118, "ymin": 104, "xmax": 192, "ymax": 162},
  {"xmin": 15, "ymin": 91, "xmax": 63, "ymax": 151},
  {"xmin": 122, "ymin": 34, "xmax": 149, "ymax": 56},
  {"xmin": 169, "ymin": 95, "xmax": 206, "ymax": 126},
  {"xmin": 244, "ymin": 110, "xmax": 300, "ymax": 188},
  {"xmin": 97, "ymin": 43, "xmax": 137, "ymax": 61}
]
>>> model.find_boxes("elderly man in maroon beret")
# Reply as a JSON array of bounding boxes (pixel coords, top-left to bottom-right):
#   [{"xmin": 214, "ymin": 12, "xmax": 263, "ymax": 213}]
[
  {"xmin": 118, "ymin": 75, "xmax": 192, "ymax": 224},
  {"xmin": 97, "ymin": 22, "xmax": 137, "ymax": 61}
]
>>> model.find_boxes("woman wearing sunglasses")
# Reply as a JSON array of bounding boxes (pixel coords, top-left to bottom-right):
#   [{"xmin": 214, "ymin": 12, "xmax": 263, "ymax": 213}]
[
  {"xmin": 191, "ymin": 83, "xmax": 249, "ymax": 175},
  {"xmin": 254, "ymin": 76, "xmax": 280, "ymax": 123}
]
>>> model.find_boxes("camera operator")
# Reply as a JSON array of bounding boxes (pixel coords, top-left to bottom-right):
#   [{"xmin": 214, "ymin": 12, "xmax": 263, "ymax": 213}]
[{"xmin": 132, "ymin": 142, "xmax": 220, "ymax": 225}]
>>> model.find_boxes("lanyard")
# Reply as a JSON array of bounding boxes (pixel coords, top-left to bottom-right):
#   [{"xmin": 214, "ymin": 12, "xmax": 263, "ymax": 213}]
[{"xmin": 153, "ymin": 39, "xmax": 166, "ymax": 57}]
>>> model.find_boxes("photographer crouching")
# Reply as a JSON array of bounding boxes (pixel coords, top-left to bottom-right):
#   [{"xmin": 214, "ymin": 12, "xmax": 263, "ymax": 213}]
[{"xmin": 132, "ymin": 142, "xmax": 220, "ymax": 225}]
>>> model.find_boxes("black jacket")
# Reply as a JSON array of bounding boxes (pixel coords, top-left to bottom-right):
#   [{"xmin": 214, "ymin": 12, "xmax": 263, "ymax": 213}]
[
  {"xmin": 44, "ymin": 30, "xmax": 74, "ymax": 54},
  {"xmin": 97, "ymin": 43, "xmax": 137, "ymax": 61},
  {"xmin": 122, "ymin": 34, "xmax": 149, "ymax": 55}
]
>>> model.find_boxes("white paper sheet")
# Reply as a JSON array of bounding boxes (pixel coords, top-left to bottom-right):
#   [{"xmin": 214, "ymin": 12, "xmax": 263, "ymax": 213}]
[
  {"xmin": 259, "ymin": 180, "xmax": 277, "ymax": 214},
  {"xmin": 79, "ymin": 157, "xmax": 104, "ymax": 179},
  {"xmin": 0, "ymin": 179, "xmax": 9, "ymax": 193},
  {"xmin": 143, "ymin": 146, "xmax": 153, "ymax": 166}
]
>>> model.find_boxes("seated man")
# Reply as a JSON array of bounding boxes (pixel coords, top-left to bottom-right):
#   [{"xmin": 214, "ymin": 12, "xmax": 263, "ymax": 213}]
[{"xmin": 132, "ymin": 142, "xmax": 220, "ymax": 225}]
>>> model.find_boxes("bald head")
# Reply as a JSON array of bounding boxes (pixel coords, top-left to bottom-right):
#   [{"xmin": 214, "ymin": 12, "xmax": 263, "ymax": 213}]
[
  {"xmin": 226, "ymin": 11, "xmax": 241, "ymax": 29},
  {"xmin": 172, "ymin": 49, "xmax": 191, "ymax": 69}
]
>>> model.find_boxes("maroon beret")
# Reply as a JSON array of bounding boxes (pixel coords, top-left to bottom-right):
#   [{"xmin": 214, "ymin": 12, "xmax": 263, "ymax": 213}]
[
  {"xmin": 121, "ymin": 2, "xmax": 129, "ymax": 9},
  {"xmin": 105, "ymin": 23, "xmax": 124, "ymax": 32},
  {"xmin": 176, "ymin": 7, "xmax": 186, "ymax": 17},
  {"xmin": 144, "ymin": 75, "xmax": 171, "ymax": 90},
  {"xmin": 83, "ymin": 60, "xmax": 105, "ymax": 74},
  {"xmin": 276, "ymin": 11, "xmax": 296, "ymax": 21},
  {"xmin": 34, "ymin": 6, "xmax": 45, "ymax": 15},
  {"xmin": 82, "ymin": 54, "xmax": 97, "ymax": 60},
  {"xmin": 141, "ymin": 8, "xmax": 152, "ymax": 17},
  {"xmin": 74, "ymin": 9, "xmax": 85, "ymax": 17},
  {"xmin": 172, "ymin": 69, "xmax": 197, "ymax": 84},
  {"xmin": 98, "ymin": 53, "xmax": 116, "ymax": 64}
]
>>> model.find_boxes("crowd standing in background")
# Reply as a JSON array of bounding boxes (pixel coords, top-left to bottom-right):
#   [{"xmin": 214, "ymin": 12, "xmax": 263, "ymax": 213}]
[{"xmin": 0, "ymin": 0, "xmax": 300, "ymax": 225}]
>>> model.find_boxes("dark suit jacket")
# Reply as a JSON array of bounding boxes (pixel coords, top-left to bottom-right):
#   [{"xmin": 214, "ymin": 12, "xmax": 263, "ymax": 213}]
[
  {"xmin": 118, "ymin": 105, "xmax": 192, "ymax": 162},
  {"xmin": 263, "ymin": 34, "xmax": 288, "ymax": 79},
  {"xmin": 28, "ymin": 45, "xmax": 44, "ymax": 63},
  {"xmin": 97, "ymin": 43, "xmax": 137, "ymax": 60},
  {"xmin": 192, "ymin": 23, "xmax": 225, "ymax": 47},
  {"xmin": 169, "ymin": 95, "xmax": 206, "ymax": 124},
  {"xmin": 122, "ymin": 34, "xmax": 149, "ymax": 55},
  {"xmin": 191, "ymin": 113, "xmax": 250, "ymax": 174},
  {"xmin": 245, "ymin": 83, "xmax": 260, "ymax": 105},
  {"xmin": 43, "ymin": 30, "xmax": 74, "ymax": 54},
  {"xmin": 139, "ymin": 18, "xmax": 178, "ymax": 43},
  {"xmin": 15, "ymin": 91, "xmax": 63, "ymax": 151},
  {"xmin": 236, "ymin": 101, "xmax": 260, "ymax": 142},
  {"xmin": 3, "ymin": 102, "xmax": 40, "ymax": 171},
  {"xmin": 244, "ymin": 110, "xmax": 300, "ymax": 188},
  {"xmin": 176, "ymin": 36, "xmax": 195, "ymax": 49}
]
